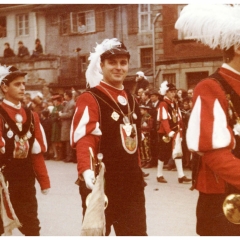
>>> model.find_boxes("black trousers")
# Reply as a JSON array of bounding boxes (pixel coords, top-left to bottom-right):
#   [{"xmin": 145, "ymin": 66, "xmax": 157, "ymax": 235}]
[
  {"xmin": 79, "ymin": 178, "xmax": 147, "ymax": 236},
  {"xmin": 0, "ymin": 179, "xmax": 40, "ymax": 236},
  {"xmin": 197, "ymin": 192, "xmax": 240, "ymax": 236},
  {"xmin": 158, "ymin": 133, "xmax": 172, "ymax": 165}
]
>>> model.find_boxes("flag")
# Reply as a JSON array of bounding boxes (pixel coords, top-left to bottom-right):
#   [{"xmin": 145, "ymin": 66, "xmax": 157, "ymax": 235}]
[{"xmin": 80, "ymin": 162, "xmax": 106, "ymax": 236}]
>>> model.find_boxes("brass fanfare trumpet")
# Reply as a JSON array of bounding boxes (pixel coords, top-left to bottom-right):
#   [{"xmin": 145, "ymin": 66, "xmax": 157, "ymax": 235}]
[
  {"xmin": 223, "ymin": 194, "xmax": 240, "ymax": 224},
  {"xmin": 85, "ymin": 148, "xmax": 108, "ymax": 209}
]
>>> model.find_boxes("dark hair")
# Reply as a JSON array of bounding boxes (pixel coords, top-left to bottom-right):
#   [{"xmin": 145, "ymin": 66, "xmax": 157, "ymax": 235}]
[
  {"xmin": 18, "ymin": 41, "xmax": 23, "ymax": 44},
  {"xmin": 65, "ymin": 90, "xmax": 72, "ymax": 98},
  {"xmin": 35, "ymin": 38, "xmax": 41, "ymax": 44},
  {"xmin": 4, "ymin": 42, "xmax": 9, "ymax": 47},
  {"xmin": 223, "ymin": 46, "xmax": 235, "ymax": 63}
]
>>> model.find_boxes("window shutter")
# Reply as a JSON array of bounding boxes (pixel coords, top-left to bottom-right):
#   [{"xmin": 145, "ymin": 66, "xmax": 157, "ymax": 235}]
[
  {"xmin": 95, "ymin": 10, "xmax": 105, "ymax": 32},
  {"xmin": 127, "ymin": 4, "xmax": 138, "ymax": 35}
]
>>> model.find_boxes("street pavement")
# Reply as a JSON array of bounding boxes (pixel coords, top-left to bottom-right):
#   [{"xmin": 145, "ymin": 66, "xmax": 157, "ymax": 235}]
[{"xmin": 12, "ymin": 160, "xmax": 198, "ymax": 236}]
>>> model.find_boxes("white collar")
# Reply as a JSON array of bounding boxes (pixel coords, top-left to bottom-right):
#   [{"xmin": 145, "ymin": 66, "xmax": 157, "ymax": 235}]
[
  {"xmin": 3, "ymin": 99, "xmax": 21, "ymax": 109},
  {"xmin": 222, "ymin": 63, "xmax": 240, "ymax": 76}
]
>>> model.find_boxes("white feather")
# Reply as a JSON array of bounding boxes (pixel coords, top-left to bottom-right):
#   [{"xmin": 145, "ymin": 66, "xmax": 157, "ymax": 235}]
[
  {"xmin": 85, "ymin": 38, "xmax": 122, "ymax": 88},
  {"xmin": 175, "ymin": 4, "xmax": 240, "ymax": 50},
  {"xmin": 159, "ymin": 80, "xmax": 169, "ymax": 95},
  {"xmin": 0, "ymin": 65, "xmax": 12, "ymax": 84}
]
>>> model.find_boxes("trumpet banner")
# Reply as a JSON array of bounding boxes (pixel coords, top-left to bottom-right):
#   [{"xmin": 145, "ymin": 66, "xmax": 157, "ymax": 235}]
[
  {"xmin": 0, "ymin": 172, "xmax": 21, "ymax": 236},
  {"xmin": 172, "ymin": 131, "xmax": 183, "ymax": 159},
  {"xmin": 80, "ymin": 162, "xmax": 106, "ymax": 236}
]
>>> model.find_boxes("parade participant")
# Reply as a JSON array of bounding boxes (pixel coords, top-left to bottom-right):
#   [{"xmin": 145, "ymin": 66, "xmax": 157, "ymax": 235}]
[
  {"xmin": 176, "ymin": 4, "xmax": 240, "ymax": 236},
  {"xmin": 71, "ymin": 38, "xmax": 147, "ymax": 236},
  {"xmin": 156, "ymin": 80, "xmax": 191, "ymax": 184},
  {"xmin": 139, "ymin": 105, "xmax": 153, "ymax": 168},
  {"xmin": 134, "ymin": 71, "xmax": 149, "ymax": 96},
  {"xmin": 0, "ymin": 65, "xmax": 50, "ymax": 235}
]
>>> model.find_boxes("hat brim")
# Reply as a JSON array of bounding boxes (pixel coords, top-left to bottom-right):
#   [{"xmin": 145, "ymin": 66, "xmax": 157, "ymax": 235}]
[
  {"xmin": 100, "ymin": 48, "xmax": 130, "ymax": 61},
  {"xmin": 5, "ymin": 71, "xmax": 27, "ymax": 83}
]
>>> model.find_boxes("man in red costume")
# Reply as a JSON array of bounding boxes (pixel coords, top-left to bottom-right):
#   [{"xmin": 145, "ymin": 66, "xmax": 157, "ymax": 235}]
[
  {"xmin": 176, "ymin": 4, "xmax": 240, "ymax": 236},
  {"xmin": 0, "ymin": 65, "xmax": 50, "ymax": 235},
  {"xmin": 71, "ymin": 38, "xmax": 147, "ymax": 236}
]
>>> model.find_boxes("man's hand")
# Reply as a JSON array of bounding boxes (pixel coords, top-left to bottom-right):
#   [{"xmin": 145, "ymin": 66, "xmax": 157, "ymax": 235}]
[
  {"xmin": 41, "ymin": 188, "xmax": 50, "ymax": 195},
  {"xmin": 83, "ymin": 169, "xmax": 95, "ymax": 190},
  {"xmin": 168, "ymin": 131, "xmax": 175, "ymax": 138}
]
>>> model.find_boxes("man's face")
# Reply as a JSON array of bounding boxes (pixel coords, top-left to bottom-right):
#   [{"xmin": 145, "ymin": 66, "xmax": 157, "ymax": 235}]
[
  {"xmin": 1, "ymin": 76, "xmax": 26, "ymax": 104},
  {"xmin": 166, "ymin": 90, "xmax": 176, "ymax": 101},
  {"xmin": 100, "ymin": 55, "xmax": 129, "ymax": 88},
  {"xmin": 150, "ymin": 94, "xmax": 159, "ymax": 102}
]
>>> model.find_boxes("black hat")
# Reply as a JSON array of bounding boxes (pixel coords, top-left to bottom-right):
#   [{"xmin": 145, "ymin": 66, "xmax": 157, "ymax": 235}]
[
  {"xmin": 0, "ymin": 65, "xmax": 27, "ymax": 85},
  {"xmin": 149, "ymin": 89, "xmax": 160, "ymax": 96},
  {"xmin": 100, "ymin": 41, "xmax": 130, "ymax": 61},
  {"xmin": 167, "ymin": 83, "xmax": 177, "ymax": 91}
]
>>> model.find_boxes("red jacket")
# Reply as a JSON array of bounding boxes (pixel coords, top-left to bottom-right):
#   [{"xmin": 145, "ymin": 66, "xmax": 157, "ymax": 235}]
[{"xmin": 187, "ymin": 65, "xmax": 240, "ymax": 193}]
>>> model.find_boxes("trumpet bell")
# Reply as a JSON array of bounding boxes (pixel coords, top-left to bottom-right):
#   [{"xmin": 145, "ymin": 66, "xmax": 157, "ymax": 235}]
[
  {"xmin": 162, "ymin": 135, "xmax": 171, "ymax": 143},
  {"xmin": 86, "ymin": 193, "xmax": 108, "ymax": 209},
  {"xmin": 223, "ymin": 194, "xmax": 240, "ymax": 224}
]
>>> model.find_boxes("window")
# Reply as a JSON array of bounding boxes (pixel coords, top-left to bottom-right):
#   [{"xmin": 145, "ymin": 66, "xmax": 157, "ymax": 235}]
[
  {"xmin": 60, "ymin": 13, "xmax": 70, "ymax": 35},
  {"xmin": 127, "ymin": 5, "xmax": 138, "ymax": 34},
  {"xmin": 70, "ymin": 10, "xmax": 96, "ymax": 34},
  {"xmin": 162, "ymin": 73, "xmax": 176, "ymax": 85},
  {"xmin": 80, "ymin": 56, "xmax": 88, "ymax": 72},
  {"xmin": 139, "ymin": 4, "xmax": 151, "ymax": 32},
  {"xmin": 16, "ymin": 14, "xmax": 29, "ymax": 36},
  {"xmin": 0, "ymin": 16, "xmax": 6, "ymax": 38},
  {"xmin": 140, "ymin": 48, "xmax": 152, "ymax": 67}
]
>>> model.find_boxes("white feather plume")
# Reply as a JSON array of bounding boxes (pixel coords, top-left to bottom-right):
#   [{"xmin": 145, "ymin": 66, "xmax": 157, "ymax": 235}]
[
  {"xmin": 159, "ymin": 80, "xmax": 169, "ymax": 95},
  {"xmin": 86, "ymin": 38, "xmax": 122, "ymax": 88},
  {"xmin": 0, "ymin": 65, "xmax": 12, "ymax": 84},
  {"xmin": 175, "ymin": 4, "xmax": 240, "ymax": 50}
]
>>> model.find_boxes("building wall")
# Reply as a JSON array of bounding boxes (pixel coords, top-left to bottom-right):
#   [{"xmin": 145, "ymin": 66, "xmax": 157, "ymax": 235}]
[{"xmin": 154, "ymin": 4, "xmax": 223, "ymax": 90}]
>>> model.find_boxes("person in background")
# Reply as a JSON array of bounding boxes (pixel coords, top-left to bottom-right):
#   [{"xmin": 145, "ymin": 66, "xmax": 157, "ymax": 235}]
[
  {"xmin": 78, "ymin": 21, "xmax": 86, "ymax": 34},
  {"xmin": 17, "ymin": 41, "xmax": 29, "ymax": 58},
  {"xmin": 31, "ymin": 38, "xmax": 43, "ymax": 58},
  {"xmin": 3, "ymin": 42, "xmax": 15, "ymax": 58},
  {"xmin": 139, "ymin": 105, "xmax": 153, "ymax": 168},
  {"xmin": 70, "ymin": 38, "xmax": 147, "ymax": 236},
  {"xmin": 22, "ymin": 92, "xmax": 33, "ymax": 110},
  {"xmin": 180, "ymin": 96, "xmax": 192, "ymax": 169},
  {"xmin": 176, "ymin": 4, "xmax": 240, "ymax": 235},
  {"xmin": 40, "ymin": 109, "xmax": 52, "ymax": 160},
  {"xmin": 0, "ymin": 65, "xmax": 50, "ymax": 235},
  {"xmin": 58, "ymin": 90, "xmax": 76, "ymax": 163},
  {"xmin": 156, "ymin": 80, "xmax": 191, "ymax": 184},
  {"xmin": 187, "ymin": 88, "xmax": 194, "ymax": 98},
  {"xmin": 143, "ymin": 89, "xmax": 161, "ymax": 169},
  {"xmin": 134, "ymin": 71, "xmax": 149, "ymax": 96}
]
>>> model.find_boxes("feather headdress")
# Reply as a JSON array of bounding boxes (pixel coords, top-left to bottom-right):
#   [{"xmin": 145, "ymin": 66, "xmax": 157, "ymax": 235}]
[
  {"xmin": 159, "ymin": 80, "xmax": 169, "ymax": 95},
  {"xmin": 175, "ymin": 4, "xmax": 240, "ymax": 50},
  {"xmin": 86, "ymin": 38, "xmax": 130, "ymax": 88},
  {"xmin": 0, "ymin": 65, "xmax": 12, "ymax": 85}
]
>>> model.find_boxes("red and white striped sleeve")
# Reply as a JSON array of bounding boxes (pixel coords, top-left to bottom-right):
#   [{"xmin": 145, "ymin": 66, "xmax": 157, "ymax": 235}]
[
  {"xmin": 70, "ymin": 92, "xmax": 102, "ymax": 175},
  {"xmin": 186, "ymin": 79, "xmax": 235, "ymax": 153},
  {"xmin": 31, "ymin": 111, "xmax": 47, "ymax": 154},
  {"xmin": 157, "ymin": 101, "xmax": 172, "ymax": 134}
]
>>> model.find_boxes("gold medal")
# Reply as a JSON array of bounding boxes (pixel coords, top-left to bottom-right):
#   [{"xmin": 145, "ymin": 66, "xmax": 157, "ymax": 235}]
[{"xmin": 111, "ymin": 111, "xmax": 120, "ymax": 121}]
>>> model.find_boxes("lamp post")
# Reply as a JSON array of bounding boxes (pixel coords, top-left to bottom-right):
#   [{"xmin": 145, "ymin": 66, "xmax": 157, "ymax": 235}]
[
  {"xmin": 152, "ymin": 13, "xmax": 161, "ymax": 88},
  {"xmin": 75, "ymin": 47, "xmax": 81, "ymax": 80}
]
